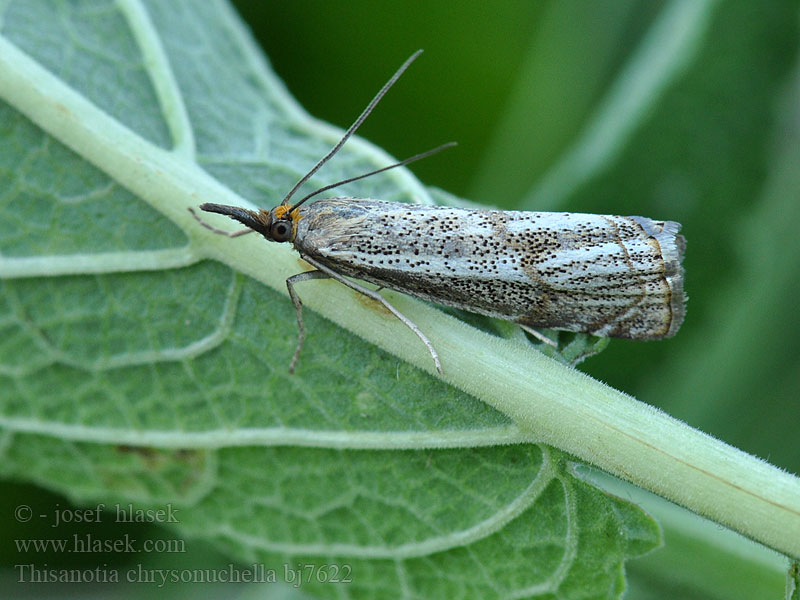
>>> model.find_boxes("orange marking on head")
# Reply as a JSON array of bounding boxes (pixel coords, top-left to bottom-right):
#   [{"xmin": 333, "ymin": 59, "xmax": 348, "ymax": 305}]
[{"xmin": 273, "ymin": 204, "xmax": 292, "ymax": 220}]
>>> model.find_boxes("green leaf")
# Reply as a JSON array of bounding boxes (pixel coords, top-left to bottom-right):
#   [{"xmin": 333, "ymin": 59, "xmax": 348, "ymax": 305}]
[
  {"xmin": 0, "ymin": 1, "xmax": 661, "ymax": 598},
  {"xmin": 2, "ymin": 1, "xmax": 799, "ymax": 598}
]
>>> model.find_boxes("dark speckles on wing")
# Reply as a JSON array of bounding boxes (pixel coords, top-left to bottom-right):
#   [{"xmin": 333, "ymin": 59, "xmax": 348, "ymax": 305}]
[{"xmin": 293, "ymin": 198, "xmax": 686, "ymax": 340}]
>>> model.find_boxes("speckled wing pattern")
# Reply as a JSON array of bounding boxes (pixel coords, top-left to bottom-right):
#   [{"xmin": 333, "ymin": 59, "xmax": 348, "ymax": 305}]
[{"xmin": 294, "ymin": 198, "xmax": 685, "ymax": 339}]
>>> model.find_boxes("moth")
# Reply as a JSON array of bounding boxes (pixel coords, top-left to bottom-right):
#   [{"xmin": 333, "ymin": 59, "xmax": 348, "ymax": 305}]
[{"xmin": 193, "ymin": 51, "xmax": 685, "ymax": 375}]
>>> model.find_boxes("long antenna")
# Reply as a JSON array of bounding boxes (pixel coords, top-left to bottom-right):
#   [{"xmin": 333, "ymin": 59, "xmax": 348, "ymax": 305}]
[
  {"xmin": 279, "ymin": 49, "xmax": 424, "ymax": 208},
  {"xmin": 289, "ymin": 142, "xmax": 456, "ymax": 212}
]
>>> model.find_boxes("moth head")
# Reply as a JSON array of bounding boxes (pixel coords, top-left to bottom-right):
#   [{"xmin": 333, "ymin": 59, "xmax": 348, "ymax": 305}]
[{"xmin": 199, "ymin": 203, "xmax": 295, "ymax": 243}]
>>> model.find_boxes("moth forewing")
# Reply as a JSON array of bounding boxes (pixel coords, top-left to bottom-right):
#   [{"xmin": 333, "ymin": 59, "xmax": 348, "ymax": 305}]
[{"xmin": 292, "ymin": 198, "xmax": 685, "ymax": 342}]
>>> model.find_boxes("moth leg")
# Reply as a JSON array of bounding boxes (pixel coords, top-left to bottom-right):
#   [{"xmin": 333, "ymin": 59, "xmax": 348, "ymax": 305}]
[
  {"xmin": 300, "ymin": 255, "xmax": 443, "ymax": 375},
  {"xmin": 518, "ymin": 324, "xmax": 558, "ymax": 348},
  {"xmin": 188, "ymin": 207, "xmax": 254, "ymax": 238},
  {"xmin": 286, "ymin": 269, "xmax": 331, "ymax": 374}
]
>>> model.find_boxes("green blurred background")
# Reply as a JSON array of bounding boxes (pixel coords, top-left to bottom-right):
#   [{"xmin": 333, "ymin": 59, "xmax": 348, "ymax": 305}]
[{"xmin": 232, "ymin": 0, "xmax": 800, "ymax": 478}]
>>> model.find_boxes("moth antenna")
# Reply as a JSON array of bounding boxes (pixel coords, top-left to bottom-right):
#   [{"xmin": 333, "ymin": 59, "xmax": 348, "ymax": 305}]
[
  {"xmin": 279, "ymin": 49, "xmax": 424, "ymax": 208},
  {"xmin": 289, "ymin": 142, "xmax": 457, "ymax": 211}
]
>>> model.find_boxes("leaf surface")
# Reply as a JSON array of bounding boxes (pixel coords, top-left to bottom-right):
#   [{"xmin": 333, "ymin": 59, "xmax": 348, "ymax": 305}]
[{"xmin": 0, "ymin": 2, "xmax": 660, "ymax": 598}]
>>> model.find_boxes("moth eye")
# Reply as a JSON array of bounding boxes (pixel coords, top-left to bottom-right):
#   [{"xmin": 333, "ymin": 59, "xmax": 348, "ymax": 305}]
[{"xmin": 271, "ymin": 220, "xmax": 292, "ymax": 242}]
